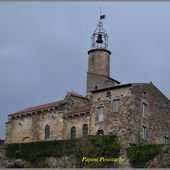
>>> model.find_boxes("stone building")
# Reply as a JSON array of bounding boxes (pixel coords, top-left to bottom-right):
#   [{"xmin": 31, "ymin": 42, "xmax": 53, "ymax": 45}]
[{"xmin": 5, "ymin": 16, "xmax": 170, "ymax": 146}]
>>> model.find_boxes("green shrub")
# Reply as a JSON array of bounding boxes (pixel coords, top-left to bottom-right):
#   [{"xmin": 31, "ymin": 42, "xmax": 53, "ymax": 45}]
[
  {"xmin": 6, "ymin": 135, "xmax": 121, "ymax": 168},
  {"xmin": 73, "ymin": 135, "xmax": 121, "ymax": 168},
  {"xmin": 6, "ymin": 143, "xmax": 19, "ymax": 158},
  {"xmin": 127, "ymin": 144, "xmax": 164, "ymax": 168},
  {"xmin": 6, "ymin": 139, "xmax": 76, "ymax": 160}
]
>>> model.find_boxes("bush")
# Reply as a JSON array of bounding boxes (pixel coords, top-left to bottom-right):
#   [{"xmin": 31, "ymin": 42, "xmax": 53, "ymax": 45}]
[
  {"xmin": 127, "ymin": 144, "xmax": 164, "ymax": 168},
  {"xmin": 6, "ymin": 135, "xmax": 121, "ymax": 168},
  {"xmin": 73, "ymin": 135, "xmax": 121, "ymax": 168},
  {"xmin": 6, "ymin": 143, "xmax": 19, "ymax": 158},
  {"xmin": 6, "ymin": 139, "xmax": 77, "ymax": 160}
]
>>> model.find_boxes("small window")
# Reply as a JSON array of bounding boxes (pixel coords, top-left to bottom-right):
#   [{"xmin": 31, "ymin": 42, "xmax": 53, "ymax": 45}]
[
  {"xmin": 97, "ymin": 129, "xmax": 104, "ymax": 136},
  {"xmin": 141, "ymin": 126, "xmax": 147, "ymax": 140},
  {"xmin": 83, "ymin": 124, "xmax": 88, "ymax": 137},
  {"xmin": 71, "ymin": 126, "xmax": 76, "ymax": 139},
  {"xmin": 142, "ymin": 103, "xmax": 147, "ymax": 117},
  {"xmin": 113, "ymin": 99, "xmax": 120, "ymax": 112},
  {"xmin": 98, "ymin": 107, "xmax": 104, "ymax": 122},
  {"xmin": 164, "ymin": 135, "xmax": 169, "ymax": 144},
  {"xmin": 45, "ymin": 125, "xmax": 50, "ymax": 140}
]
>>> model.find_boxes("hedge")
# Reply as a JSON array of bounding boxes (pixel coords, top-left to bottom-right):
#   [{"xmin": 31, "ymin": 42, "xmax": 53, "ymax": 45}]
[
  {"xmin": 6, "ymin": 134, "xmax": 121, "ymax": 167},
  {"xmin": 6, "ymin": 138, "xmax": 77, "ymax": 160},
  {"xmin": 127, "ymin": 144, "xmax": 164, "ymax": 168},
  {"xmin": 73, "ymin": 135, "xmax": 121, "ymax": 167}
]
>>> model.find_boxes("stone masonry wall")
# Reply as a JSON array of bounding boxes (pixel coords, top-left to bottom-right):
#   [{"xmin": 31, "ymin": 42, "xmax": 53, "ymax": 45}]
[
  {"xmin": 90, "ymin": 86, "xmax": 134, "ymax": 146},
  {"xmin": 130, "ymin": 83, "xmax": 170, "ymax": 144},
  {"xmin": 64, "ymin": 114, "xmax": 91, "ymax": 139},
  {"xmin": 8, "ymin": 115, "xmax": 33, "ymax": 143},
  {"xmin": 5, "ymin": 94, "xmax": 89, "ymax": 144},
  {"xmin": 5, "ymin": 83, "xmax": 170, "ymax": 145},
  {"xmin": 88, "ymin": 49, "xmax": 110, "ymax": 77},
  {"xmin": 32, "ymin": 110, "xmax": 65, "ymax": 141},
  {"xmin": 87, "ymin": 73, "xmax": 115, "ymax": 93}
]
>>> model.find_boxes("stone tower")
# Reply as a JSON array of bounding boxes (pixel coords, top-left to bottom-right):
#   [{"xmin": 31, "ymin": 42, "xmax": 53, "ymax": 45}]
[{"xmin": 87, "ymin": 15, "xmax": 120, "ymax": 93}]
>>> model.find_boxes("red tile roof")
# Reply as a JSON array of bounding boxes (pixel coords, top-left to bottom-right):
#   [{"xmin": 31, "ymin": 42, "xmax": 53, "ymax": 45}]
[
  {"xmin": 67, "ymin": 103, "xmax": 92, "ymax": 115},
  {"xmin": 10, "ymin": 100, "xmax": 63, "ymax": 116},
  {"xmin": 9, "ymin": 92, "xmax": 88, "ymax": 117},
  {"xmin": 68, "ymin": 92, "xmax": 88, "ymax": 100}
]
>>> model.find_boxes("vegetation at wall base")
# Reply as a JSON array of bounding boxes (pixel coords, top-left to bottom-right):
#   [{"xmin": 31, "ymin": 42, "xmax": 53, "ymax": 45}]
[
  {"xmin": 73, "ymin": 135, "xmax": 121, "ymax": 168},
  {"xmin": 6, "ymin": 138, "xmax": 77, "ymax": 160},
  {"xmin": 6, "ymin": 134, "xmax": 121, "ymax": 168},
  {"xmin": 127, "ymin": 144, "xmax": 164, "ymax": 168},
  {"xmin": 5, "ymin": 136, "xmax": 166, "ymax": 168}
]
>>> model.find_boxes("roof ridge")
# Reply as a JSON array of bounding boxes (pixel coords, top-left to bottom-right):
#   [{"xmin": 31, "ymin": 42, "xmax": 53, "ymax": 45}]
[
  {"xmin": 9, "ymin": 100, "xmax": 63, "ymax": 116},
  {"xmin": 67, "ymin": 91, "xmax": 88, "ymax": 99}
]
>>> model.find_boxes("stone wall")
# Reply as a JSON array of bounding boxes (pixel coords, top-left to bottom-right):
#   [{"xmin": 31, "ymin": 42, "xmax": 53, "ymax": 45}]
[
  {"xmin": 147, "ymin": 144, "xmax": 170, "ymax": 168},
  {"xmin": 131, "ymin": 83, "xmax": 170, "ymax": 144},
  {"xmin": 8, "ymin": 115, "xmax": 33, "ymax": 143},
  {"xmin": 5, "ymin": 94, "xmax": 89, "ymax": 144},
  {"xmin": 32, "ymin": 110, "xmax": 65, "ymax": 141},
  {"xmin": 87, "ymin": 72, "xmax": 117, "ymax": 93},
  {"xmin": 5, "ymin": 82, "xmax": 170, "ymax": 146},
  {"xmin": 90, "ymin": 83, "xmax": 170, "ymax": 146},
  {"xmin": 90, "ymin": 86, "xmax": 133, "ymax": 146},
  {"xmin": 64, "ymin": 114, "xmax": 90, "ymax": 139}
]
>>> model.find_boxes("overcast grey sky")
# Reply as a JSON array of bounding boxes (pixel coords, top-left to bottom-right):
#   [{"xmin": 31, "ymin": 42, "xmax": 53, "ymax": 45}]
[{"xmin": 0, "ymin": 2, "xmax": 170, "ymax": 139}]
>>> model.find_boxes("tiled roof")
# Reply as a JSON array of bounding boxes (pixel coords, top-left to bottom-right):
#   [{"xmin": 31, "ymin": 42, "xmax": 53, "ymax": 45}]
[
  {"xmin": 68, "ymin": 92, "xmax": 88, "ymax": 100},
  {"xmin": 67, "ymin": 103, "xmax": 92, "ymax": 115},
  {"xmin": 10, "ymin": 100, "xmax": 63, "ymax": 116}
]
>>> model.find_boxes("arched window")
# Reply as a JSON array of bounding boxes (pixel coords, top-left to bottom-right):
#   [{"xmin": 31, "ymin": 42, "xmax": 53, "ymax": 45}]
[
  {"xmin": 98, "ymin": 107, "xmax": 104, "ymax": 122},
  {"xmin": 83, "ymin": 124, "xmax": 88, "ymax": 137},
  {"xmin": 45, "ymin": 125, "xmax": 50, "ymax": 140},
  {"xmin": 71, "ymin": 126, "xmax": 76, "ymax": 139}
]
